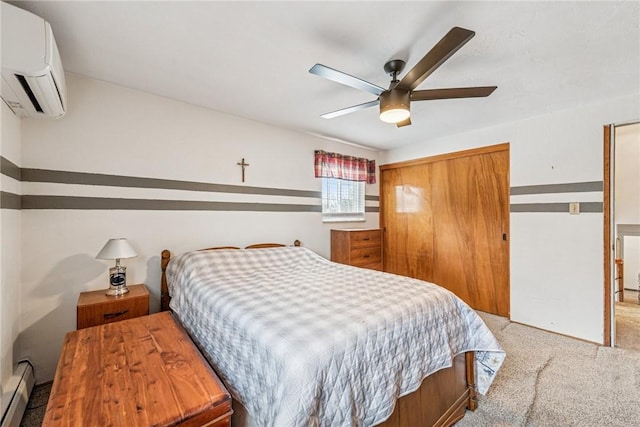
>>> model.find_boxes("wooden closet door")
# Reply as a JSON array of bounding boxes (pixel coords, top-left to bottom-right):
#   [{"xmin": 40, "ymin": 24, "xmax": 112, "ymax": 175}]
[
  {"xmin": 380, "ymin": 165, "xmax": 434, "ymax": 281},
  {"xmin": 430, "ymin": 149, "xmax": 509, "ymax": 316},
  {"xmin": 380, "ymin": 144, "xmax": 510, "ymax": 317}
]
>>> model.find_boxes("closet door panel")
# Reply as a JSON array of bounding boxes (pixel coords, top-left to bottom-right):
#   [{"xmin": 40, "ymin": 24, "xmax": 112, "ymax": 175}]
[
  {"xmin": 430, "ymin": 156, "xmax": 476, "ymax": 304},
  {"xmin": 380, "ymin": 165, "xmax": 433, "ymax": 281},
  {"xmin": 430, "ymin": 151, "xmax": 509, "ymax": 316}
]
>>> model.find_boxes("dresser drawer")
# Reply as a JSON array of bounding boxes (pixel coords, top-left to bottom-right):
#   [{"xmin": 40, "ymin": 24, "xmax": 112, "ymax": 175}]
[
  {"xmin": 77, "ymin": 284, "xmax": 149, "ymax": 329},
  {"xmin": 356, "ymin": 262, "xmax": 383, "ymax": 271},
  {"xmin": 349, "ymin": 230, "xmax": 382, "ymax": 248},
  {"xmin": 350, "ymin": 246, "xmax": 382, "ymax": 267},
  {"xmin": 78, "ymin": 300, "xmax": 148, "ymax": 329}
]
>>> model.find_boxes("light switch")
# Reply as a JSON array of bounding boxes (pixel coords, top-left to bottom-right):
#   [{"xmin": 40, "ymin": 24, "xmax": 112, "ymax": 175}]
[{"xmin": 569, "ymin": 202, "xmax": 580, "ymax": 215}]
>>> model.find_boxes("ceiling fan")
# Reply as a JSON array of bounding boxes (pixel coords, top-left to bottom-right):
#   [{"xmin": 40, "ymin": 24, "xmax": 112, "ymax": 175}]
[{"xmin": 309, "ymin": 27, "xmax": 497, "ymax": 127}]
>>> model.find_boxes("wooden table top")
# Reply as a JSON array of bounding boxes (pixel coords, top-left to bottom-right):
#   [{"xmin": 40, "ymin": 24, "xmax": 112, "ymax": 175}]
[
  {"xmin": 43, "ymin": 311, "xmax": 232, "ymax": 426},
  {"xmin": 77, "ymin": 284, "xmax": 149, "ymax": 307}
]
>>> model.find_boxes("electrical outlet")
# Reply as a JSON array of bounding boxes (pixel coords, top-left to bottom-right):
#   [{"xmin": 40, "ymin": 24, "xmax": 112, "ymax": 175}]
[{"xmin": 569, "ymin": 202, "xmax": 580, "ymax": 215}]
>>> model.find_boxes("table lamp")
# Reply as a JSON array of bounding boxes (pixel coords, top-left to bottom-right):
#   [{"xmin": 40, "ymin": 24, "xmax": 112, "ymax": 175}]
[{"xmin": 96, "ymin": 238, "xmax": 137, "ymax": 296}]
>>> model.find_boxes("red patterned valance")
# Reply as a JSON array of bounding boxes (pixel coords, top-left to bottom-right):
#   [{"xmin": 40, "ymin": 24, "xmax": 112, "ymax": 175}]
[{"xmin": 314, "ymin": 150, "xmax": 376, "ymax": 184}]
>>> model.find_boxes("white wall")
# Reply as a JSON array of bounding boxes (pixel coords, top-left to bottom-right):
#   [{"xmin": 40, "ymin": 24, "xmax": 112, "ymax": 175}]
[
  {"xmin": 0, "ymin": 103, "xmax": 22, "ymax": 414},
  {"xmin": 615, "ymin": 123, "xmax": 640, "ymax": 287},
  {"xmin": 615, "ymin": 124, "xmax": 640, "ymax": 224},
  {"xmin": 19, "ymin": 74, "xmax": 380, "ymax": 382},
  {"xmin": 382, "ymin": 93, "xmax": 640, "ymax": 344},
  {"xmin": 624, "ymin": 236, "xmax": 640, "ymax": 291}
]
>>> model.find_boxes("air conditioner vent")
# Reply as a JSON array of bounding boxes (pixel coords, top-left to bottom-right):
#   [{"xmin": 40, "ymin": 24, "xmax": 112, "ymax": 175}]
[
  {"xmin": 1, "ymin": 3, "xmax": 67, "ymax": 118},
  {"xmin": 15, "ymin": 74, "xmax": 44, "ymax": 113}
]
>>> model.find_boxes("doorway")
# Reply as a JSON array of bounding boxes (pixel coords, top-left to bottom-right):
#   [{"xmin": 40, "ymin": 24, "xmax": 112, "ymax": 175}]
[{"xmin": 604, "ymin": 122, "xmax": 640, "ymax": 348}]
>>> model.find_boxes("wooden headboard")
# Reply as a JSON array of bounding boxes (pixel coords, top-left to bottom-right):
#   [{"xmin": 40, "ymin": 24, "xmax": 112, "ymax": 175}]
[{"xmin": 160, "ymin": 240, "xmax": 301, "ymax": 311}]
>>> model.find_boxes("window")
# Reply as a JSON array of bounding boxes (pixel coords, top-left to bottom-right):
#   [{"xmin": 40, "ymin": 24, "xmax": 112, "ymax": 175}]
[
  {"xmin": 321, "ymin": 177, "xmax": 365, "ymax": 222},
  {"xmin": 314, "ymin": 150, "xmax": 375, "ymax": 222}
]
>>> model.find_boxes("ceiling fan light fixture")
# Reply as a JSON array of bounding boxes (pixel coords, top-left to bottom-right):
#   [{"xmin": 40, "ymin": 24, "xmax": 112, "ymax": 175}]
[
  {"xmin": 380, "ymin": 107, "xmax": 411, "ymax": 124},
  {"xmin": 379, "ymin": 90, "xmax": 410, "ymax": 123}
]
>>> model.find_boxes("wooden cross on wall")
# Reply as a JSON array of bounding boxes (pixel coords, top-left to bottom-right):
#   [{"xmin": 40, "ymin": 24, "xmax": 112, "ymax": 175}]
[{"xmin": 237, "ymin": 158, "xmax": 250, "ymax": 183}]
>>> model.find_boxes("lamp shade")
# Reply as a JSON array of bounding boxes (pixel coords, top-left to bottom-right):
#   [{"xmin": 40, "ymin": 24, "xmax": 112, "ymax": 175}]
[{"xmin": 96, "ymin": 238, "xmax": 137, "ymax": 260}]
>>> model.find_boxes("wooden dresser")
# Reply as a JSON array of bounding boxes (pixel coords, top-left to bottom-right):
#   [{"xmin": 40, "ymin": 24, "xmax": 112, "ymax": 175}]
[
  {"xmin": 43, "ymin": 311, "xmax": 232, "ymax": 427},
  {"xmin": 331, "ymin": 228, "xmax": 383, "ymax": 271},
  {"xmin": 77, "ymin": 284, "xmax": 149, "ymax": 329}
]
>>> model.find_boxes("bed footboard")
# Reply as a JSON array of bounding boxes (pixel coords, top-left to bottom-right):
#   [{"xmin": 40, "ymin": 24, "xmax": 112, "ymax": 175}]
[{"xmin": 377, "ymin": 352, "xmax": 476, "ymax": 427}]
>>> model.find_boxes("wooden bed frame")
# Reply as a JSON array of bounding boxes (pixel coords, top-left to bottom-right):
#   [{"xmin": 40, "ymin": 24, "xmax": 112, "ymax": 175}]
[{"xmin": 159, "ymin": 242, "xmax": 477, "ymax": 427}]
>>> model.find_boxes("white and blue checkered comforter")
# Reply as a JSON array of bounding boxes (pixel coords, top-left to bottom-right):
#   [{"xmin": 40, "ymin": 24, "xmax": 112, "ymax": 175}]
[{"xmin": 167, "ymin": 246, "xmax": 504, "ymax": 427}]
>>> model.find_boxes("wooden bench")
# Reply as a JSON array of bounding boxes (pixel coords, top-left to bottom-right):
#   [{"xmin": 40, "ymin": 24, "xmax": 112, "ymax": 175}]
[{"xmin": 43, "ymin": 311, "xmax": 232, "ymax": 426}]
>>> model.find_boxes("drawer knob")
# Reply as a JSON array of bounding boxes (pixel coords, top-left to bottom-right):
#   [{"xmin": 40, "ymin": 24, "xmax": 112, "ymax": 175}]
[{"xmin": 104, "ymin": 309, "xmax": 129, "ymax": 320}]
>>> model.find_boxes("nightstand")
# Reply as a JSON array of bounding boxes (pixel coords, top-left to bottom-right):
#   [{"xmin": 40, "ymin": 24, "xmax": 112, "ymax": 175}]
[{"xmin": 76, "ymin": 284, "xmax": 149, "ymax": 329}]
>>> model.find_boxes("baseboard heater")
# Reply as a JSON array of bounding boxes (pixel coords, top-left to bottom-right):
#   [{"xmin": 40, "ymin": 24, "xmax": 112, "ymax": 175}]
[{"xmin": 1, "ymin": 361, "xmax": 35, "ymax": 427}]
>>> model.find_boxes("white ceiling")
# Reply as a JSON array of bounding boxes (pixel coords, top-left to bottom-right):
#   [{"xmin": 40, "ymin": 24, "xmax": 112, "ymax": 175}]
[{"xmin": 11, "ymin": 1, "xmax": 640, "ymax": 151}]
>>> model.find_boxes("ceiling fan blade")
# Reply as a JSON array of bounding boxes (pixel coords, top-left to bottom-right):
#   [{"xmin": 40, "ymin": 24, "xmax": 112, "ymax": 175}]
[
  {"xmin": 321, "ymin": 100, "xmax": 379, "ymax": 119},
  {"xmin": 411, "ymin": 86, "xmax": 497, "ymax": 101},
  {"xmin": 310, "ymin": 64, "xmax": 386, "ymax": 96},
  {"xmin": 396, "ymin": 27, "xmax": 475, "ymax": 92},
  {"xmin": 396, "ymin": 117, "xmax": 412, "ymax": 128}
]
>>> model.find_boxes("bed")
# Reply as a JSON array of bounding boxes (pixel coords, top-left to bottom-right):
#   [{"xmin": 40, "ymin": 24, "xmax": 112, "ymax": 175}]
[{"xmin": 160, "ymin": 242, "xmax": 504, "ymax": 427}]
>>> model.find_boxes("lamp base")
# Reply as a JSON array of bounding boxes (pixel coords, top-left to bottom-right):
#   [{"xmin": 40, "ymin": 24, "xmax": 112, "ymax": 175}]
[
  {"xmin": 106, "ymin": 264, "xmax": 128, "ymax": 296},
  {"xmin": 106, "ymin": 284, "xmax": 129, "ymax": 296}
]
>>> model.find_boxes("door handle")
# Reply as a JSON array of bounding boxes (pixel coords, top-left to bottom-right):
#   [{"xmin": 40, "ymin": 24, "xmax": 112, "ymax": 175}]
[{"xmin": 104, "ymin": 309, "xmax": 129, "ymax": 320}]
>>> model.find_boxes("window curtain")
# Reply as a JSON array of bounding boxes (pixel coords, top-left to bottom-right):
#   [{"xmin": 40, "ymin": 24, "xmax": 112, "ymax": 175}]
[{"xmin": 314, "ymin": 150, "xmax": 376, "ymax": 184}]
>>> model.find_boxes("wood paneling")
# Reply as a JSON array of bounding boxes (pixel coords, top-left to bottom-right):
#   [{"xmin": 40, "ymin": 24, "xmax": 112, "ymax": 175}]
[{"xmin": 381, "ymin": 143, "xmax": 510, "ymax": 317}]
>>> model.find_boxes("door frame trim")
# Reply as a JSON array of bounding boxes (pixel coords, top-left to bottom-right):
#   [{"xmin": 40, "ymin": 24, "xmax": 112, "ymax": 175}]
[
  {"xmin": 603, "ymin": 124, "xmax": 612, "ymax": 347},
  {"xmin": 380, "ymin": 143, "xmax": 510, "ymax": 171}
]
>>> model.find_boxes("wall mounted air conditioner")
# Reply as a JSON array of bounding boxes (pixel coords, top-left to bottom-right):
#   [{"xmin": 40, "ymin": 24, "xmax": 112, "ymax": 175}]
[{"xmin": 1, "ymin": 2, "xmax": 67, "ymax": 118}]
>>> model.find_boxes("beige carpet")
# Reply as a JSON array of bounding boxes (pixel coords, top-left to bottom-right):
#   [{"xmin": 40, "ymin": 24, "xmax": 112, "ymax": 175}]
[
  {"xmin": 616, "ymin": 291, "xmax": 640, "ymax": 352},
  {"xmin": 456, "ymin": 312, "xmax": 640, "ymax": 427},
  {"xmin": 19, "ymin": 381, "xmax": 50, "ymax": 427}
]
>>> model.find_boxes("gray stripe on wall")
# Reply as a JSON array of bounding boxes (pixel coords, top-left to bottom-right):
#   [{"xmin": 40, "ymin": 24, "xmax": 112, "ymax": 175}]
[
  {"xmin": 21, "ymin": 168, "xmax": 325, "ymax": 198},
  {"xmin": 510, "ymin": 202, "xmax": 603, "ymax": 213},
  {"xmin": 1, "ymin": 191, "xmax": 21, "ymax": 209},
  {"xmin": 510, "ymin": 181, "xmax": 603, "ymax": 195},
  {"xmin": 19, "ymin": 168, "xmax": 381, "ymax": 202},
  {"xmin": 20, "ymin": 195, "xmax": 381, "ymax": 213},
  {"xmin": 21, "ymin": 196, "xmax": 323, "ymax": 211},
  {"xmin": 0, "ymin": 157, "xmax": 21, "ymax": 181}
]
